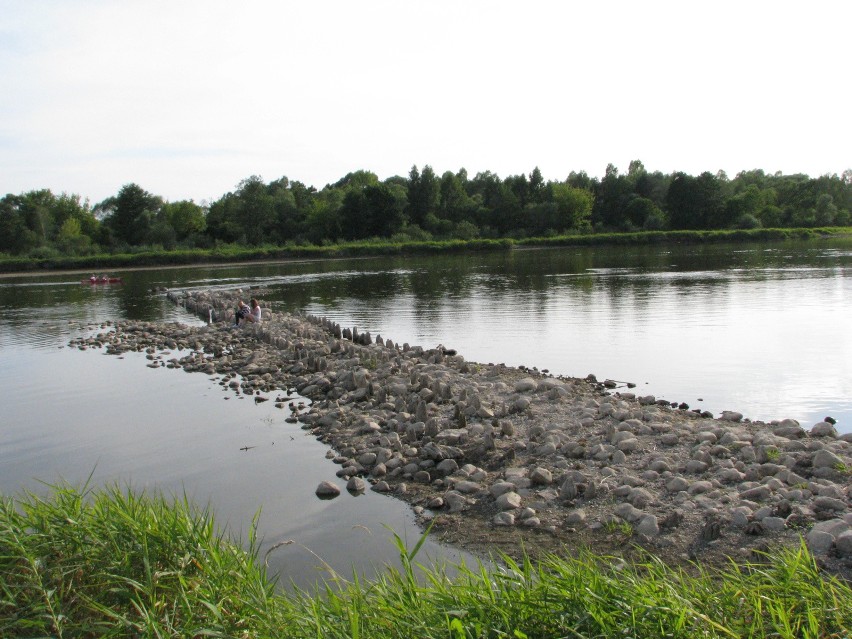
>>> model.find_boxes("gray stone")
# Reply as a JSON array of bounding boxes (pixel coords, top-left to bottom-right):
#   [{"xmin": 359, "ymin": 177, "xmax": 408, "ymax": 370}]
[
  {"xmin": 740, "ymin": 486, "xmax": 771, "ymax": 501},
  {"xmin": 566, "ymin": 509, "xmax": 586, "ymax": 525},
  {"xmin": 635, "ymin": 514, "xmax": 659, "ymax": 537},
  {"xmin": 444, "ymin": 490, "xmax": 469, "ymax": 513},
  {"xmin": 629, "ymin": 487, "xmax": 655, "ymax": 508},
  {"xmin": 814, "ymin": 496, "xmax": 847, "ymax": 511},
  {"xmin": 836, "ymin": 531, "xmax": 852, "ymax": 557},
  {"xmin": 753, "ymin": 506, "xmax": 773, "ymax": 520},
  {"xmin": 453, "ymin": 480, "xmax": 481, "ymax": 495},
  {"xmin": 496, "ymin": 491, "xmax": 522, "ymax": 510},
  {"xmin": 666, "ymin": 477, "xmax": 690, "ymax": 493},
  {"xmin": 559, "ymin": 477, "xmax": 578, "ymax": 500},
  {"xmin": 697, "ymin": 431, "xmax": 718, "ymax": 444},
  {"xmin": 774, "ymin": 425, "xmax": 806, "ymax": 440},
  {"xmin": 530, "ymin": 467, "xmax": 553, "ymax": 485},
  {"xmin": 816, "ymin": 484, "xmax": 846, "ymax": 499},
  {"xmin": 730, "ymin": 507, "xmax": 752, "ymax": 528},
  {"xmin": 346, "ymin": 477, "xmax": 366, "ymax": 493},
  {"xmin": 514, "ymin": 377, "xmax": 537, "ymax": 392},
  {"xmin": 617, "ymin": 438, "xmax": 642, "ymax": 453},
  {"xmin": 488, "ymin": 481, "xmax": 516, "ymax": 499},
  {"xmin": 811, "ymin": 519, "xmax": 851, "ymax": 537},
  {"xmin": 358, "ymin": 452, "xmax": 378, "ymax": 467},
  {"xmin": 685, "ymin": 460, "xmax": 709, "ymax": 474},
  {"xmin": 370, "ymin": 481, "xmax": 391, "ymax": 493},
  {"xmin": 810, "ymin": 422, "xmax": 838, "ymax": 438},
  {"xmin": 436, "ymin": 459, "xmax": 459, "ymax": 475},
  {"xmin": 812, "ymin": 449, "xmax": 843, "ymax": 469},
  {"xmin": 648, "ymin": 459, "xmax": 672, "ymax": 473},
  {"xmin": 515, "ymin": 507, "xmax": 535, "ymax": 521},
  {"xmin": 493, "ymin": 512, "xmax": 515, "ymax": 526},
  {"xmin": 512, "ymin": 397, "xmax": 530, "ymax": 413},
  {"xmin": 717, "ymin": 468, "xmax": 745, "ymax": 483},
  {"xmin": 611, "ymin": 450, "xmax": 628, "ymax": 465},
  {"xmin": 806, "ymin": 529, "xmax": 835, "ymax": 555},
  {"xmin": 534, "ymin": 442, "xmax": 558, "ymax": 456},
  {"xmin": 615, "ymin": 502, "xmax": 643, "ymax": 522},
  {"xmin": 761, "ymin": 516, "xmax": 786, "ymax": 532},
  {"xmin": 660, "ymin": 433, "xmax": 679, "ymax": 446},
  {"xmin": 688, "ymin": 481, "xmax": 714, "ymax": 495},
  {"xmin": 315, "ymin": 481, "xmax": 341, "ymax": 498}
]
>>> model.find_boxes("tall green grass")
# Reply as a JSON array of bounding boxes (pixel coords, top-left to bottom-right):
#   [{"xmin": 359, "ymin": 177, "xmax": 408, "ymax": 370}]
[{"xmin": 1, "ymin": 483, "xmax": 850, "ymax": 638}]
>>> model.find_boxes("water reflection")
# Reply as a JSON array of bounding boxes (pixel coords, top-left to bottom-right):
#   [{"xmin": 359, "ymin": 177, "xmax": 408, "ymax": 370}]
[
  {"xmin": 1, "ymin": 239, "xmax": 851, "ymax": 587},
  {"xmin": 2, "ymin": 238, "xmax": 851, "ymax": 424}
]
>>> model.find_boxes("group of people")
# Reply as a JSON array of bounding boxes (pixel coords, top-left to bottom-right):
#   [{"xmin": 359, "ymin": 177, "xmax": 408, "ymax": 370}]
[{"xmin": 234, "ymin": 298, "xmax": 262, "ymax": 326}]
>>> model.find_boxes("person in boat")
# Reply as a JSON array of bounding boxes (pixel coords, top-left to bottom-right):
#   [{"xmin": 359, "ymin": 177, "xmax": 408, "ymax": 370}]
[{"xmin": 89, "ymin": 274, "xmax": 97, "ymax": 283}]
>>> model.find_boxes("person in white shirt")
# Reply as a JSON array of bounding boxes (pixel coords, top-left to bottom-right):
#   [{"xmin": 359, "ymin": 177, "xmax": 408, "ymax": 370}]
[{"xmin": 247, "ymin": 298, "xmax": 262, "ymax": 323}]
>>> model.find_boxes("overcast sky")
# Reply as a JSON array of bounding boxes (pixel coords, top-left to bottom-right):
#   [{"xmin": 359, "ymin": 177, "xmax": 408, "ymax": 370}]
[{"xmin": 1, "ymin": 0, "xmax": 849, "ymax": 205}]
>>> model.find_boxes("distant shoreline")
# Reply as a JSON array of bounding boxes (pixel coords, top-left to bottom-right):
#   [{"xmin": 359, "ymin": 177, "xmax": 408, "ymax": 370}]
[{"xmin": 1, "ymin": 227, "xmax": 849, "ymax": 276}]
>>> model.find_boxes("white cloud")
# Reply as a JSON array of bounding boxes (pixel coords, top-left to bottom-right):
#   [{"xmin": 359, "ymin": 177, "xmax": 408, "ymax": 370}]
[{"xmin": 1, "ymin": 0, "xmax": 849, "ymax": 203}]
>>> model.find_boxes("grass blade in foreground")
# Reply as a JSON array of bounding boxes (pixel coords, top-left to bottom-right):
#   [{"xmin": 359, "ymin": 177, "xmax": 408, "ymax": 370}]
[{"xmin": 0, "ymin": 483, "xmax": 849, "ymax": 637}]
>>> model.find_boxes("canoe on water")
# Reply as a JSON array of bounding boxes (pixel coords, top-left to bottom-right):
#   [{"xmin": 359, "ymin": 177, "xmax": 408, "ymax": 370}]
[{"xmin": 81, "ymin": 278, "xmax": 123, "ymax": 285}]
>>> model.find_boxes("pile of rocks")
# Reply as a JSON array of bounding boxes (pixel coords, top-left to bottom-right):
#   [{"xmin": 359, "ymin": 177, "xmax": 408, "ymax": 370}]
[{"xmin": 69, "ymin": 288, "xmax": 852, "ymax": 578}]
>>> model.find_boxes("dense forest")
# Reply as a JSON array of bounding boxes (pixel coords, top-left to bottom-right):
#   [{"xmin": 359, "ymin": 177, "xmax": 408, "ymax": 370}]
[{"xmin": 2, "ymin": 161, "xmax": 850, "ymax": 257}]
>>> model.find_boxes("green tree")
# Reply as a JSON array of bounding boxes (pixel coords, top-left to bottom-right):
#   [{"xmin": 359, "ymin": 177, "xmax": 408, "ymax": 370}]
[
  {"xmin": 107, "ymin": 183, "xmax": 161, "ymax": 245},
  {"xmin": 305, "ymin": 188, "xmax": 344, "ymax": 243},
  {"xmin": 665, "ymin": 172, "xmax": 723, "ymax": 229},
  {"xmin": 331, "ymin": 170, "xmax": 379, "ymax": 190},
  {"xmin": 341, "ymin": 183, "xmax": 406, "ymax": 240},
  {"xmin": 551, "ymin": 183, "xmax": 594, "ymax": 230},
  {"xmin": 235, "ymin": 176, "xmax": 275, "ymax": 245},
  {"xmin": 439, "ymin": 170, "xmax": 473, "ymax": 223},
  {"xmin": 623, "ymin": 197, "xmax": 663, "ymax": 229},
  {"xmin": 406, "ymin": 165, "xmax": 438, "ymax": 227},
  {"xmin": 205, "ymin": 194, "xmax": 242, "ymax": 243},
  {"xmin": 0, "ymin": 195, "xmax": 39, "ymax": 254},
  {"xmin": 161, "ymin": 200, "xmax": 206, "ymax": 241},
  {"xmin": 528, "ymin": 167, "xmax": 545, "ymax": 204},
  {"xmin": 592, "ymin": 164, "xmax": 633, "ymax": 228}
]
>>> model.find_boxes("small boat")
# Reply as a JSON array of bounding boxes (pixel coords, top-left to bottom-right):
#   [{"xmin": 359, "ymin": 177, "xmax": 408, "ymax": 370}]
[{"xmin": 81, "ymin": 277, "xmax": 123, "ymax": 285}]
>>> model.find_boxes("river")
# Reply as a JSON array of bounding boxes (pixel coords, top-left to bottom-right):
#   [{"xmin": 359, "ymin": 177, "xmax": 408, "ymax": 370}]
[{"xmin": 1, "ymin": 238, "xmax": 850, "ymax": 587}]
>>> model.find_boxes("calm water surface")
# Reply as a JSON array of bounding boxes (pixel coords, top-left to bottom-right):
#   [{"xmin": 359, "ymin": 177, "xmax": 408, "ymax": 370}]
[{"xmin": 1, "ymin": 239, "xmax": 850, "ymax": 585}]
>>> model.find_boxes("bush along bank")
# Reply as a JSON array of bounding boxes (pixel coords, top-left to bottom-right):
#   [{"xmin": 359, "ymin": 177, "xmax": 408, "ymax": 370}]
[
  {"xmin": 65, "ymin": 288, "xmax": 852, "ymax": 583},
  {"xmin": 2, "ymin": 227, "xmax": 850, "ymax": 273}
]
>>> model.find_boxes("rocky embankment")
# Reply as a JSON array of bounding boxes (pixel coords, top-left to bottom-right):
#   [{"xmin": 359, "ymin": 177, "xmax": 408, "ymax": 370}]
[{"xmin": 69, "ymin": 288, "xmax": 852, "ymax": 578}]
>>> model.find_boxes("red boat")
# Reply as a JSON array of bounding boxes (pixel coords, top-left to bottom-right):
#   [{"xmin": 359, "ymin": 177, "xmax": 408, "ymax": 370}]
[{"xmin": 81, "ymin": 277, "xmax": 123, "ymax": 285}]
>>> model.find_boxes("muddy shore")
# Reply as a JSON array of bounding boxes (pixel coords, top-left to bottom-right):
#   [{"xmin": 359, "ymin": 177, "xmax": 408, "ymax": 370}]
[{"xmin": 68, "ymin": 287, "xmax": 852, "ymax": 580}]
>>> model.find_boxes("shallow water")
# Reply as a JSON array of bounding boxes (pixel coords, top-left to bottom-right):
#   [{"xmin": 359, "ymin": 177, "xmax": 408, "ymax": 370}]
[{"xmin": 1, "ymin": 239, "xmax": 850, "ymax": 586}]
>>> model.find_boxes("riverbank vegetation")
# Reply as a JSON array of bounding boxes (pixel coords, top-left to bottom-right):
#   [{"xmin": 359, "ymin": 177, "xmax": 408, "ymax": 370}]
[
  {"xmin": 1, "ymin": 226, "xmax": 850, "ymax": 274},
  {"xmin": 2, "ymin": 162, "xmax": 850, "ymax": 270},
  {"xmin": 1, "ymin": 483, "xmax": 850, "ymax": 638}
]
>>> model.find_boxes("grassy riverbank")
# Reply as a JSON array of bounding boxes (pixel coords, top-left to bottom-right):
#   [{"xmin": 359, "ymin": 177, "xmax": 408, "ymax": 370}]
[
  {"xmin": 1, "ymin": 484, "xmax": 849, "ymax": 638},
  {"xmin": 1, "ymin": 227, "xmax": 849, "ymax": 274}
]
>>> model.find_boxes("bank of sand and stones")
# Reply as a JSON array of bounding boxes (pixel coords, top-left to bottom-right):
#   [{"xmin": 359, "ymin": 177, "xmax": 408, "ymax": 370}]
[{"xmin": 68, "ymin": 288, "xmax": 852, "ymax": 579}]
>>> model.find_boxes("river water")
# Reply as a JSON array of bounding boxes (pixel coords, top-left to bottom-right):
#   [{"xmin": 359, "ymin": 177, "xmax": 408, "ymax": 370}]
[{"xmin": 1, "ymin": 239, "xmax": 850, "ymax": 586}]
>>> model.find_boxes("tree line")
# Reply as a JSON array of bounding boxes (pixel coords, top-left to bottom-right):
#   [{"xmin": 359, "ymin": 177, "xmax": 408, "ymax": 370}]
[{"xmin": 2, "ymin": 161, "xmax": 850, "ymax": 257}]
